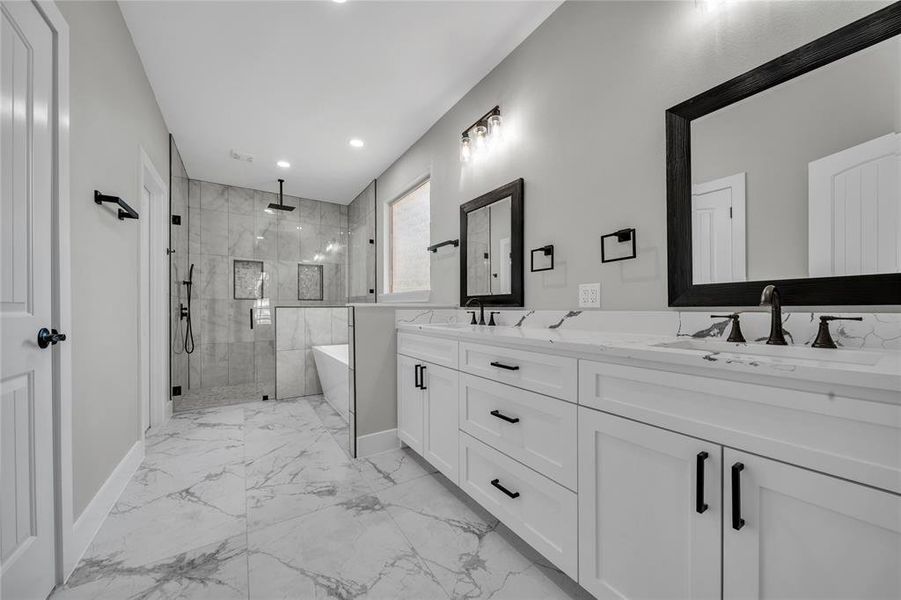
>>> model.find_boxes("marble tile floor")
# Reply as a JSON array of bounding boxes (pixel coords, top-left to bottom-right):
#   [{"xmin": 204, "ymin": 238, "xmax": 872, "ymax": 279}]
[{"xmin": 53, "ymin": 396, "xmax": 587, "ymax": 600}]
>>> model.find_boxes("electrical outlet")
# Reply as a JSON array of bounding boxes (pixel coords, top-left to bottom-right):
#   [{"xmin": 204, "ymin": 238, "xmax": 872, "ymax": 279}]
[{"xmin": 579, "ymin": 283, "xmax": 601, "ymax": 308}]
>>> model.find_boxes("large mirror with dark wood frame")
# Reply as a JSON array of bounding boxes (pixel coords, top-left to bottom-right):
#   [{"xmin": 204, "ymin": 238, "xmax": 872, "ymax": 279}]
[
  {"xmin": 460, "ymin": 178, "xmax": 524, "ymax": 307},
  {"xmin": 666, "ymin": 3, "xmax": 901, "ymax": 307}
]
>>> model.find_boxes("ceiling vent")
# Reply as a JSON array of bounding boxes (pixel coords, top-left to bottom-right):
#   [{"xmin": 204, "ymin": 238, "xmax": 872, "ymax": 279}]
[{"xmin": 230, "ymin": 149, "xmax": 255, "ymax": 163}]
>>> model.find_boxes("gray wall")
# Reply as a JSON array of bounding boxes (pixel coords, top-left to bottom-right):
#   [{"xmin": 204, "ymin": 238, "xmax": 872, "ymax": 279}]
[
  {"xmin": 58, "ymin": 1, "xmax": 170, "ymax": 517},
  {"xmin": 693, "ymin": 37, "xmax": 900, "ymax": 281},
  {"xmin": 376, "ymin": 0, "xmax": 891, "ymax": 310}
]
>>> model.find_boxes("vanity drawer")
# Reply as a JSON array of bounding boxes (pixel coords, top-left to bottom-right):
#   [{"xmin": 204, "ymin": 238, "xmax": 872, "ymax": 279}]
[
  {"xmin": 397, "ymin": 332, "xmax": 458, "ymax": 369},
  {"xmin": 459, "ymin": 342, "xmax": 577, "ymax": 402},
  {"xmin": 459, "ymin": 432, "xmax": 578, "ymax": 579},
  {"xmin": 459, "ymin": 374, "xmax": 577, "ymax": 490},
  {"xmin": 579, "ymin": 360, "xmax": 901, "ymax": 495}
]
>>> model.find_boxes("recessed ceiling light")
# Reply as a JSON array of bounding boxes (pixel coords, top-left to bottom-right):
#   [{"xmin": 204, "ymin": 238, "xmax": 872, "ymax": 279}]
[
  {"xmin": 332, "ymin": 0, "xmax": 346, "ymax": 3},
  {"xmin": 276, "ymin": 160, "xmax": 291, "ymax": 168},
  {"xmin": 349, "ymin": 138, "xmax": 364, "ymax": 148}
]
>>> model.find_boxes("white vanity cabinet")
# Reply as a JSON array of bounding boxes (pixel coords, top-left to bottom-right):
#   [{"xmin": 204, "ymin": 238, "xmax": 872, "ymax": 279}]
[
  {"xmin": 397, "ymin": 335, "xmax": 459, "ymax": 483},
  {"xmin": 396, "ymin": 327, "xmax": 900, "ymax": 600},
  {"xmin": 723, "ymin": 449, "xmax": 901, "ymax": 600},
  {"xmin": 578, "ymin": 408, "xmax": 721, "ymax": 600}
]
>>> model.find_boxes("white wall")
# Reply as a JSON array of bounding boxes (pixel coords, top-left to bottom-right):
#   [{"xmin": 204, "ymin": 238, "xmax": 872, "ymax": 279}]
[
  {"xmin": 57, "ymin": 1, "xmax": 170, "ymax": 517},
  {"xmin": 376, "ymin": 0, "xmax": 891, "ymax": 310}
]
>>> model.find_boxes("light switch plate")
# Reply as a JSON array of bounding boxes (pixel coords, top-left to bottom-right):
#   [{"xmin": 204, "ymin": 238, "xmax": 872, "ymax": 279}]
[{"xmin": 579, "ymin": 283, "xmax": 601, "ymax": 308}]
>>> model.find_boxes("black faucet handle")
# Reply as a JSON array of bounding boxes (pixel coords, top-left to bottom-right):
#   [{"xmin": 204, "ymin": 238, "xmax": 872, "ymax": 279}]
[
  {"xmin": 711, "ymin": 313, "xmax": 746, "ymax": 343},
  {"xmin": 466, "ymin": 311, "xmax": 478, "ymax": 325},
  {"xmin": 812, "ymin": 315, "xmax": 863, "ymax": 349},
  {"xmin": 489, "ymin": 311, "xmax": 501, "ymax": 327}
]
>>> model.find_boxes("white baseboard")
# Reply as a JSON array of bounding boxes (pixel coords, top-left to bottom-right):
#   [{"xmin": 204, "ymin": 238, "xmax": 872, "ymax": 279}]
[
  {"xmin": 65, "ymin": 440, "xmax": 144, "ymax": 578},
  {"xmin": 356, "ymin": 428, "xmax": 400, "ymax": 457}
]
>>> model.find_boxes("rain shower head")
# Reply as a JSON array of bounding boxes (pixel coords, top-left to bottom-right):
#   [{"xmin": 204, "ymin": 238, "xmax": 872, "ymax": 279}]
[{"xmin": 268, "ymin": 178, "xmax": 295, "ymax": 212}]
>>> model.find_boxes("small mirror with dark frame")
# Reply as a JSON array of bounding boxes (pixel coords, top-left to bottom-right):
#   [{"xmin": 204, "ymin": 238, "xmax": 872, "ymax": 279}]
[
  {"xmin": 666, "ymin": 4, "xmax": 901, "ymax": 307},
  {"xmin": 460, "ymin": 179, "xmax": 524, "ymax": 307}
]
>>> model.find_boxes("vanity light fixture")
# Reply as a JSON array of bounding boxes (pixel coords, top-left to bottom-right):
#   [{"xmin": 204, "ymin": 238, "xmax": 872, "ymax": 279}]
[{"xmin": 460, "ymin": 106, "xmax": 502, "ymax": 162}]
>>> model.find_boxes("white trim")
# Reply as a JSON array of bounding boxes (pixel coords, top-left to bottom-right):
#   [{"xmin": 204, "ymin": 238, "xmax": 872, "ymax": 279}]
[
  {"xmin": 356, "ymin": 428, "xmax": 401, "ymax": 457},
  {"xmin": 379, "ymin": 173, "xmax": 431, "ymax": 298},
  {"xmin": 65, "ymin": 441, "xmax": 144, "ymax": 578},
  {"xmin": 32, "ymin": 0, "xmax": 71, "ymax": 586},
  {"xmin": 138, "ymin": 147, "xmax": 169, "ymax": 435}
]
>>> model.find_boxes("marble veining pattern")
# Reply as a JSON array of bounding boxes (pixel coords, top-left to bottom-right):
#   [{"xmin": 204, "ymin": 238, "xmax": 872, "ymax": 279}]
[{"xmin": 54, "ymin": 398, "xmax": 581, "ymax": 600}]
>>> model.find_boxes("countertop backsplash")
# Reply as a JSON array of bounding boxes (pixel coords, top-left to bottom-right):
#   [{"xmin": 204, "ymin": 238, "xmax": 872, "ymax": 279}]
[{"xmin": 395, "ymin": 308, "xmax": 901, "ymax": 351}]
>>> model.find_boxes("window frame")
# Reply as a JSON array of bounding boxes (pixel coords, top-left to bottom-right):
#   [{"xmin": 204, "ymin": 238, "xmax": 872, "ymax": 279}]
[{"xmin": 380, "ymin": 176, "xmax": 431, "ymax": 303}]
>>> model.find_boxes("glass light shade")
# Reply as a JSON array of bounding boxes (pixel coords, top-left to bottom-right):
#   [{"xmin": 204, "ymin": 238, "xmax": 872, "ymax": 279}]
[
  {"xmin": 487, "ymin": 114, "xmax": 502, "ymax": 141},
  {"xmin": 460, "ymin": 135, "xmax": 472, "ymax": 162},
  {"xmin": 473, "ymin": 125, "xmax": 488, "ymax": 153}
]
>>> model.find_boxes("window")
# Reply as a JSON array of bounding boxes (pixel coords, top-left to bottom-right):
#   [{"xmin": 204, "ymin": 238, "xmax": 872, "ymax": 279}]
[{"xmin": 386, "ymin": 180, "xmax": 430, "ymax": 297}]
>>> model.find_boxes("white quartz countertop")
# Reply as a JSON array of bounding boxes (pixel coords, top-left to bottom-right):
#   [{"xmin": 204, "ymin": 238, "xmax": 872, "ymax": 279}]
[{"xmin": 396, "ymin": 323, "xmax": 901, "ymax": 402}]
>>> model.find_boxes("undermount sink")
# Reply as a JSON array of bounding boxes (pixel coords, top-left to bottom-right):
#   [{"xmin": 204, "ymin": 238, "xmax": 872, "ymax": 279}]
[{"xmin": 656, "ymin": 339, "xmax": 883, "ymax": 366}]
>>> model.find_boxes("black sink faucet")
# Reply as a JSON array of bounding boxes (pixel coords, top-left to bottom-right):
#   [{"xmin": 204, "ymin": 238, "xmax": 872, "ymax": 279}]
[
  {"xmin": 465, "ymin": 298, "xmax": 485, "ymax": 325},
  {"xmin": 759, "ymin": 284, "xmax": 787, "ymax": 345}
]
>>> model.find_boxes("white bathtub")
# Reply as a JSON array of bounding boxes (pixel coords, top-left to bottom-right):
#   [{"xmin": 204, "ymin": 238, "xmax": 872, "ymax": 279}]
[{"xmin": 312, "ymin": 344, "xmax": 349, "ymax": 422}]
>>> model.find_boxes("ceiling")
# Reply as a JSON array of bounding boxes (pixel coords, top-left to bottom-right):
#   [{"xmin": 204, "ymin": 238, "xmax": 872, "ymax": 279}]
[{"xmin": 121, "ymin": 1, "xmax": 561, "ymax": 204}]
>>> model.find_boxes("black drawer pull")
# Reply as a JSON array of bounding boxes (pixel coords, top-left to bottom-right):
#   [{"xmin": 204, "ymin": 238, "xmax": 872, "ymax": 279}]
[
  {"xmin": 490, "ymin": 410, "xmax": 520, "ymax": 424},
  {"xmin": 731, "ymin": 462, "xmax": 745, "ymax": 531},
  {"xmin": 490, "ymin": 361, "xmax": 520, "ymax": 371},
  {"xmin": 696, "ymin": 451, "xmax": 709, "ymax": 514},
  {"xmin": 490, "ymin": 478, "xmax": 520, "ymax": 499},
  {"xmin": 419, "ymin": 365, "xmax": 427, "ymax": 390},
  {"xmin": 414, "ymin": 364, "xmax": 421, "ymax": 389}
]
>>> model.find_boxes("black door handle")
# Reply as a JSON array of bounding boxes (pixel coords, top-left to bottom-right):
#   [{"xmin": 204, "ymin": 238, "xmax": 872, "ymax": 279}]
[
  {"xmin": 696, "ymin": 451, "xmax": 709, "ymax": 514},
  {"xmin": 414, "ymin": 364, "xmax": 421, "ymax": 389},
  {"xmin": 490, "ymin": 361, "xmax": 520, "ymax": 371},
  {"xmin": 490, "ymin": 478, "xmax": 520, "ymax": 499},
  {"xmin": 731, "ymin": 462, "xmax": 745, "ymax": 530},
  {"xmin": 37, "ymin": 328, "xmax": 67, "ymax": 349},
  {"xmin": 419, "ymin": 365, "xmax": 427, "ymax": 390},
  {"xmin": 490, "ymin": 410, "xmax": 520, "ymax": 424}
]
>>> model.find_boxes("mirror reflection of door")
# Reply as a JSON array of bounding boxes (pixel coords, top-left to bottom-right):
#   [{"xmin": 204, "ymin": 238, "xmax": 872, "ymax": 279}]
[
  {"xmin": 466, "ymin": 196, "xmax": 512, "ymax": 295},
  {"xmin": 808, "ymin": 132, "xmax": 901, "ymax": 277},
  {"xmin": 691, "ymin": 173, "xmax": 747, "ymax": 284}
]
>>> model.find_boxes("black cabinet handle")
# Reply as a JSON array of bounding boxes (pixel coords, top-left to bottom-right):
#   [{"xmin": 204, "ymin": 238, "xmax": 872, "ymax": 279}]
[
  {"xmin": 490, "ymin": 410, "xmax": 520, "ymax": 424},
  {"xmin": 490, "ymin": 361, "xmax": 520, "ymax": 371},
  {"xmin": 419, "ymin": 365, "xmax": 427, "ymax": 390},
  {"xmin": 696, "ymin": 451, "xmax": 709, "ymax": 514},
  {"xmin": 249, "ymin": 308, "xmax": 254, "ymax": 330},
  {"xmin": 731, "ymin": 462, "xmax": 745, "ymax": 530},
  {"xmin": 490, "ymin": 478, "xmax": 520, "ymax": 499},
  {"xmin": 414, "ymin": 364, "xmax": 421, "ymax": 389}
]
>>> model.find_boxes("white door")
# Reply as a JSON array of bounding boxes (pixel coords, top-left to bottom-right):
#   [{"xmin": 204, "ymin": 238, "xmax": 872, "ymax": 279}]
[
  {"xmin": 724, "ymin": 449, "xmax": 901, "ymax": 599},
  {"xmin": 692, "ymin": 172, "xmax": 747, "ymax": 284},
  {"xmin": 421, "ymin": 362, "xmax": 458, "ymax": 483},
  {"xmin": 396, "ymin": 355, "xmax": 423, "ymax": 453},
  {"xmin": 578, "ymin": 409, "xmax": 721, "ymax": 600},
  {"xmin": 809, "ymin": 132, "xmax": 901, "ymax": 277},
  {"xmin": 142, "ymin": 184, "xmax": 152, "ymax": 430},
  {"xmin": 1, "ymin": 2, "xmax": 57, "ymax": 598}
]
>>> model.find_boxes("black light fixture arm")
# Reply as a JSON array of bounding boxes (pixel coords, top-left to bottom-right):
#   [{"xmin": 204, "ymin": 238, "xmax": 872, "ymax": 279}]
[
  {"xmin": 94, "ymin": 190, "xmax": 139, "ymax": 220},
  {"xmin": 461, "ymin": 105, "xmax": 500, "ymax": 137}
]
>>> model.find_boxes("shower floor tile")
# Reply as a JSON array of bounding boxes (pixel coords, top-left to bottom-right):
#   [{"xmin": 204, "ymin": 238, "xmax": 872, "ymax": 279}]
[{"xmin": 53, "ymin": 396, "xmax": 585, "ymax": 600}]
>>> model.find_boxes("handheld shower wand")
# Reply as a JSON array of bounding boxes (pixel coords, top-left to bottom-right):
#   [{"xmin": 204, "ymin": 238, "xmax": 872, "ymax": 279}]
[{"xmin": 181, "ymin": 263, "xmax": 195, "ymax": 354}]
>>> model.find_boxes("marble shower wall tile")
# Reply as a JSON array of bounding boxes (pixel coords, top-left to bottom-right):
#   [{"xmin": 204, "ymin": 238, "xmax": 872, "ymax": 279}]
[
  {"xmin": 185, "ymin": 178, "xmax": 349, "ymax": 403},
  {"xmin": 276, "ymin": 349, "xmax": 305, "ymax": 398},
  {"xmin": 200, "ymin": 181, "xmax": 228, "ymax": 213},
  {"xmin": 275, "ymin": 307, "xmax": 305, "ymax": 351}
]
